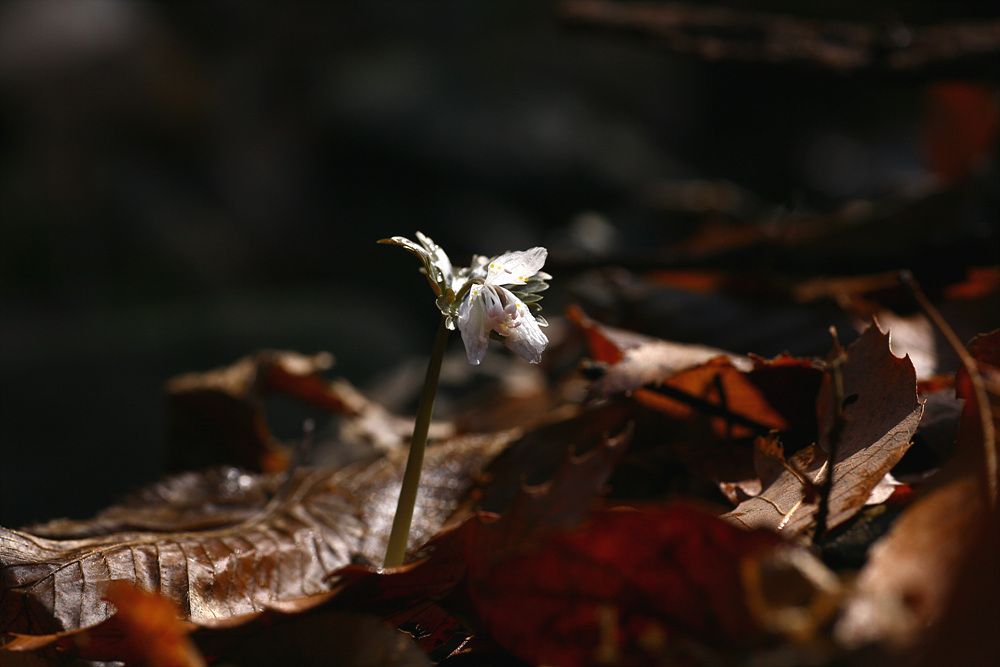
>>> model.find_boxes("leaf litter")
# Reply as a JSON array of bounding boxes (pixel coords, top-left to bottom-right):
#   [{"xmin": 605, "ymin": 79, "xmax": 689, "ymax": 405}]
[{"xmin": 1, "ymin": 300, "xmax": 997, "ymax": 665}]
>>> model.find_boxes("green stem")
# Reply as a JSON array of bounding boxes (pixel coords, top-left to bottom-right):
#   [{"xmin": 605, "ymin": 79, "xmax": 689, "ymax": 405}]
[{"xmin": 383, "ymin": 317, "xmax": 450, "ymax": 568}]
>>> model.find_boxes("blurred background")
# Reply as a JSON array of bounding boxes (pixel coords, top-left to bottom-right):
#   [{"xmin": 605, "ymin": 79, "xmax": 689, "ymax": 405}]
[{"xmin": 1, "ymin": 1, "xmax": 997, "ymax": 525}]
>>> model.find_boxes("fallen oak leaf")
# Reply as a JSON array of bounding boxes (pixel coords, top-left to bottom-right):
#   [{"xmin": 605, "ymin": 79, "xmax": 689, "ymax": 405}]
[{"xmin": 723, "ymin": 323, "xmax": 923, "ymax": 537}]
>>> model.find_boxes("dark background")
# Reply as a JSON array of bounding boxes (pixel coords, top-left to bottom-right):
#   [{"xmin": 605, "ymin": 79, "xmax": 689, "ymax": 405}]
[{"xmin": 1, "ymin": 1, "xmax": 996, "ymax": 526}]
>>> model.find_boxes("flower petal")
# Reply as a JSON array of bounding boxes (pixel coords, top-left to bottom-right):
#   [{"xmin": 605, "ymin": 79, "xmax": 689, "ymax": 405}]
[
  {"xmin": 486, "ymin": 247, "xmax": 547, "ymax": 286},
  {"xmin": 504, "ymin": 307, "xmax": 548, "ymax": 364},
  {"xmin": 458, "ymin": 287, "xmax": 489, "ymax": 365}
]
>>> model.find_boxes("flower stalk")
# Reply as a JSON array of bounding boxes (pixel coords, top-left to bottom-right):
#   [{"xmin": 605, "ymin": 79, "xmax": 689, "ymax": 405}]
[{"xmin": 383, "ymin": 316, "xmax": 451, "ymax": 568}]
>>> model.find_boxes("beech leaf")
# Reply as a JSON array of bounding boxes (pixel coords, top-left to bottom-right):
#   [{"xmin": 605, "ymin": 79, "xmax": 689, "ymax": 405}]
[{"xmin": 0, "ymin": 433, "xmax": 511, "ymax": 635}]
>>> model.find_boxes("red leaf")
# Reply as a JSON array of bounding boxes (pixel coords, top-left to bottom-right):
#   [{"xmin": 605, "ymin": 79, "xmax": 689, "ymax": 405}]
[{"xmin": 466, "ymin": 505, "xmax": 782, "ymax": 667}]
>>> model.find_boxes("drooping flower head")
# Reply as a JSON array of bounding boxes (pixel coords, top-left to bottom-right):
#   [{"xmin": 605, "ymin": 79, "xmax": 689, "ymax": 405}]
[{"xmin": 380, "ymin": 233, "xmax": 550, "ymax": 365}]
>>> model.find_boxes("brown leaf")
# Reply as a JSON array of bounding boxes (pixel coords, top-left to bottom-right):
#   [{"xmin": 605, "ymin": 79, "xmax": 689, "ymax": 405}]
[
  {"xmin": 569, "ymin": 305, "xmax": 752, "ymax": 397},
  {"xmin": 166, "ymin": 350, "xmax": 449, "ymax": 473},
  {"xmin": 473, "ymin": 401, "xmax": 636, "ymax": 516},
  {"xmin": 834, "ymin": 469, "xmax": 986, "ymax": 650},
  {"xmin": 166, "ymin": 350, "xmax": 343, "ymax": 472},
  {"xmin": 566, "ymin": 304, "xmax": 651, "ymax": 364},
  {"xmin": 445, "ymin": 430, "xmax": 801, "ymax": 666},
  {"xmin": 24, "ymin": 467, "xmax": 276, "ymax": 538},
  {"xmin": 923, "ymin": 82, "xmax": 1000, "ymax": 184},
  {"xmin": 913, "ymin": 504, "xmax": 1000, "ymax": 667},
  {"xmin": 103, "ymin": 582, "xmax": 205, "ymax": 667},
  {"xmin": 0, "ymin": 434, "xmax": 510, "ymax": 635},
  {"xmin": 723, "ymin": 324, "xmax": 923, "ymax": 536},
  {"xmin": 2, "ymin": 590, "xmax": 430, "ymax": 667}
]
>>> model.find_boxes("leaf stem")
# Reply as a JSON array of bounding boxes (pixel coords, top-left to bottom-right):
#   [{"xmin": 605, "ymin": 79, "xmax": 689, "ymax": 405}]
[{"xmin": 384, "ymin": 317, "xmax": 450, "ymax": 568}]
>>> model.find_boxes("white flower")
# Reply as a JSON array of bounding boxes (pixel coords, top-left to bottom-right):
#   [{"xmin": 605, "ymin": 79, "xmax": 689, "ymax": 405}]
[
  {"xmin": 381, "ymin": 233, "xmax": 551, "ymax": 365},
  {"xmin": 457, "ymin": 247, "xmax": 549, "ymax": 365}
]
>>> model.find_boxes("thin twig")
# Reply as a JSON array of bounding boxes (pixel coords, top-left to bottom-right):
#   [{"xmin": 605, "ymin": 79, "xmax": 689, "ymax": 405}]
[
  {"xmin": 901, "ymin": 271, "xmax": 997, "ymax": 507},
  {"xmin": 641, "ymin": 382, "xmax": 776, "ymax": 434},
  {"xmin": 814, "ymin": 341, "xmax": 846, "ymax": 542}
]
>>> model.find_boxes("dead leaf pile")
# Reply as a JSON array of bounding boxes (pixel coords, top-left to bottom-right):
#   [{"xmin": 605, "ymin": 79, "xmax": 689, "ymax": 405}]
[{"xmin": 1, "ymin": 313, "xmax": 996, "ymax": 666}]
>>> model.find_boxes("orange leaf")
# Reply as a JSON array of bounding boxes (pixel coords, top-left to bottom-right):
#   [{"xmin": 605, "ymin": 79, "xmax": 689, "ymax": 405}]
[{"xmin": 104, "ymin": 582, "xmax": 204, "ymax": 667}]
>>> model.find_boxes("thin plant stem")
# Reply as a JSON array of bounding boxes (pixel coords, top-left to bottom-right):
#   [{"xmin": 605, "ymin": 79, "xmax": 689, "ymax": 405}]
[{"xmin": 384, "ymin": 317, "xmax": 450, "ymax": 568}]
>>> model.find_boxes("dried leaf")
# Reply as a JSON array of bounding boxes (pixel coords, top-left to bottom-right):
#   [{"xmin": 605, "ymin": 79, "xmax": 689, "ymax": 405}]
[
  {"xmin": 913, "ymin": 504, "xmax": 1000, "ymax": 667},
  {"xmin": 166, "ymin": 350, "xmax": 451, "ymax": 473},
  {"xmin": 572, "ymin": 308, "xmax": 824, "ymax": 444},
  {"xmin": 467, "ymin": 506, "xmax": 784, "ymax": 667},
  {"xmin": 923, "ymin": 81, "xmax": 1000, "ymax": 184},
  {"xmin": 569, "ymin": 305, "xmax": 751, "ymax": 391},
  {"xmin": 723, "ymin": 324, "xmax": 922, "ymax": 536},
  {"xmin": 325, "ymin": 430, "xmax": 632, "ymax": 637},
  {"xmin": 835, "ymin": 328, "xmax": 1000, "ymax": 652},
  {"xmin": 2, "ymin": 594, "xmax": 430, "ymax": 667},
  {"xmin": 834, "ymin": 470, "xmax": 985, "ymax": 650},
  {"xmin": 25, "ymin": 467, "xmax": 276, "ymax": 538},
  {"xmin": 0, "ymin": 434, "xmax": 510, "ymax": 635},
  {"xmin": 474, "ymin": 401, "xmax": 637, "ymax": 516},
  {"xmin": 629, "ymin": 357, "xmax": 792, "ymax": 439},
  {"xmin": 103, "ymin": 581, "xmax": 205, "ymax": 667},
  {"xmin": 448, "ymin": 430, "xmax": 792, "ymax": 666},
  {"xmin": 2, "ymin": 582, "xmax": 204, "ymax": 667},
  {"xmin": 166, "ymin": 350, "xmax": 344, "ymax": 472}
]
